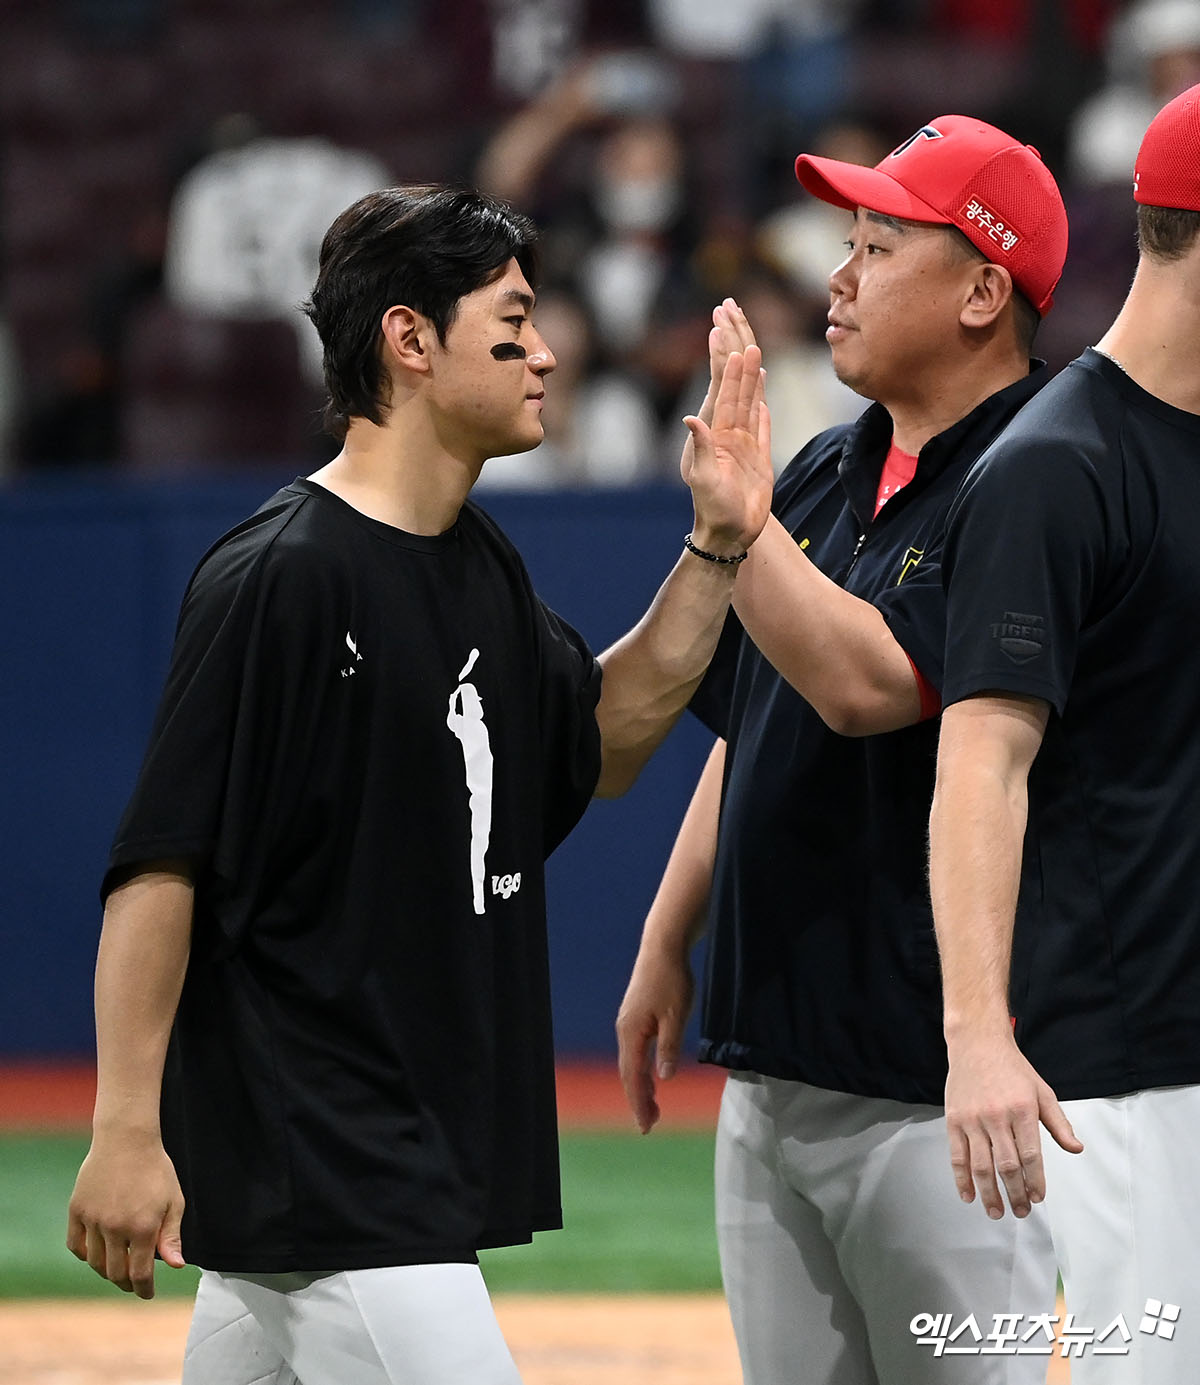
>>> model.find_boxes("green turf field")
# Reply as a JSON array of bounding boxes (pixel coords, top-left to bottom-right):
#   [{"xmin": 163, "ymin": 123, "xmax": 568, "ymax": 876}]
[{"xmin": 0, "ymin": 1131, "xmax": 721, "ymax": 1299}]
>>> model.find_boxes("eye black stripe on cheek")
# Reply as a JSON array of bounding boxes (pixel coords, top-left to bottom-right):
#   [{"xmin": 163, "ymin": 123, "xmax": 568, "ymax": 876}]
[{"xmin": 490, "ymin": 343, "xmax": 527, "ymax": 362}]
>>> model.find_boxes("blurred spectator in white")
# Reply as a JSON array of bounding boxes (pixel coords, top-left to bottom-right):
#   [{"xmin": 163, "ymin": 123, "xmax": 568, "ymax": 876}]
[
  {"xmin": 163, "ymin": 115, "xmax": 389, "ymax": 385},
  {"xmin": 488, "ymin": 0, "xmax": 584, "ymax": 101},
  {"xmin": 1068, "ymin": 0, "xmax": 1200, "ymax": 185},
  {"xmin": 474, "ymin": 286, "xmax": 661, "ymax": 489},
  {"xmin": 644, "ymin": 0, "xmax": 783, "ymax": 58},
  {"xmin": 646, "ymin": 0, "xmax": 859, "ymax": 63},
  {"xmin": 576, "ymin": 112, "xmax": 687, "ymax": 346}
]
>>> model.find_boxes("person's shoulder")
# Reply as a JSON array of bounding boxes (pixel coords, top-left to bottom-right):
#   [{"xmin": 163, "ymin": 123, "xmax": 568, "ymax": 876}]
[
  {"xmin": 1003, "ymin": 353, "xmax": 1120, "ymax": 445},
  {"xmin": 187, "ymin": 482, "xmax": 323, "ymax": 600},
  {"xmin": 969, "ymin": 355, "xmax": 1119, "ymax": 485},
  {"xmin": 460, "ymin": 499, "xmax": 531, "ymax": 571}
]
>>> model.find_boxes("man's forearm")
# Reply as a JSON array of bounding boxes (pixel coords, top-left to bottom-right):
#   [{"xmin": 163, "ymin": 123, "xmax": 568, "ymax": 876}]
[
  {"xmin": 594, "ymin": 552, "xmax": 738, "ymax": 797},
  {"xmin": 92, "ymin": 865, "xmax": 194, "ymax": 1137},
  {"xmin": 929, "ymin": 699, "xmax": 1047, "ymax": 1042},
  {"xmin": 929, "ymin": 766, "xmax": 1022, "ymax": 1044},
  {"xmin": 639, "ymin": 738, "xmax": 724, "ymax": 956},
  {"xmin": 734, "ymin": 516, "xmax": 922, "ymax": 736},
  {"xmin": 616, "ymin": 738, "xmax": 724, "ymax": 1124}
]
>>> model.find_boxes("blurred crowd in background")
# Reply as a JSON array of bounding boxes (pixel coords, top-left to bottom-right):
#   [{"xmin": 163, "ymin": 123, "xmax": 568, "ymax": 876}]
[{"xmin": 1, "ymin": 0, "xmax": 1199, "ymax": 485}]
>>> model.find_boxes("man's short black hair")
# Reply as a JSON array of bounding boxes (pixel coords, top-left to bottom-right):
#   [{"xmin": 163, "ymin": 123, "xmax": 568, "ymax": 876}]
[
  {"xmin": 1137, "ymin": 203, "xmax": 1200, "ymax": 263},
  {"xmin": 303, "ymin": 185, "xmax": 540, "ymax": 441}
]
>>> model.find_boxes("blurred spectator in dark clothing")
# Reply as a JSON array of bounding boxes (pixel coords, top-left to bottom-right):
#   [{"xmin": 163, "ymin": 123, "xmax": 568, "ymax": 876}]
[
  {"xmin": 16, "ymin": 341, "xmax": 119, "ymax": 468},
  {"xmin": 0, "ymin": 316, "xmax": 17, "ymax": 477},
  {"xmin": 87, "ymin": 207, "xmax": 167, "ymax": 365},
  {"xmin": 59, "ymin": 0, "xmax": 163, "ymax": 45},
  {"xmin": 342, "ymin": 0, "xmax": 429, "ymax": 43}
]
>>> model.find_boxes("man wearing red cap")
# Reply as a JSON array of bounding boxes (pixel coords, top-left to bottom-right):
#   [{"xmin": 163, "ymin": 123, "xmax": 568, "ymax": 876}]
[
  {"xmin": 618, "ymin": 117, "xmax": 1067, "ymax": 1382},
  {"xmin": 929, "ymin": 85, "xmax": 1200, "ymax": 1383}
]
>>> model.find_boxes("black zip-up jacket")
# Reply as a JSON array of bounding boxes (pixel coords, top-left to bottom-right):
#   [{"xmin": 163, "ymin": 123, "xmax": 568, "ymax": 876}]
[{"xmin": 690, "ymin": 366, "xmax": 1046, "ymax": 1103}]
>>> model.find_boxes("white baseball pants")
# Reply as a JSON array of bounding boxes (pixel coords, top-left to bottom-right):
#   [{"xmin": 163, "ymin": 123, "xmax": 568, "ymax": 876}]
[
  {"xmin": 1044, "ymin": 1084, "xmax": 1200, "ymax": 1385},
  {"xmin": 715, "ymin": 1070, "xmax": 1059, "ymax": 1385},
  {"xmin": 181, "ymin": 1261, "xmax": 523, "ymax": 1384}
]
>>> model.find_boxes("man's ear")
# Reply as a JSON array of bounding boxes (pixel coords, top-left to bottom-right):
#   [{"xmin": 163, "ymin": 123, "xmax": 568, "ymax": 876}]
[
  {"xmin": 381, "ymin": 305, "xmax": 433, "ymax": 376},
  {"xmin": 960, "ymin": 263, "xmax": 1014, "ymax": 330}
]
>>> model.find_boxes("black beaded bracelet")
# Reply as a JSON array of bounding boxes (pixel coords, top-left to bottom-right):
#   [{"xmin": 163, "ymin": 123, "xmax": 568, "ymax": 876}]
[{"xmin": 684, "ymin": 532, "xmax": 748, "ymax": 565}]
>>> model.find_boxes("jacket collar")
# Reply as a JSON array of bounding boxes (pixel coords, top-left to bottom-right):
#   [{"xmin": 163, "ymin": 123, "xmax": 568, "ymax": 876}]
[{"xmin": 837, "ymin": 362, "xmax": 1048, "ymax": 529}]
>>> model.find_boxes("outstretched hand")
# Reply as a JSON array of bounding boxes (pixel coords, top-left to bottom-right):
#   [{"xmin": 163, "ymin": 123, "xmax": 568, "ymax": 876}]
[
  {"xmin": 682, "ymin": 343, "xmax": 772, "ymax": 556},
  {"xmin": 945, "ymin": 1032, "xmax": 1084, "ymax": 1219}
]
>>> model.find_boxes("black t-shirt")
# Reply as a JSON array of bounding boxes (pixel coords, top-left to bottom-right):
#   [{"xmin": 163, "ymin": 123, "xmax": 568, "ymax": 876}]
[
  {"xmin": 104, "ymin": 480, "xmax": 602, "ymax": 1271},
  {"xmin": 691, "ymin": 370, "xmax": 1045, "ymax": 1104},
  {"xmin": 941, "ymin": 349, "xmax": 1200, "ymax": 1099}
]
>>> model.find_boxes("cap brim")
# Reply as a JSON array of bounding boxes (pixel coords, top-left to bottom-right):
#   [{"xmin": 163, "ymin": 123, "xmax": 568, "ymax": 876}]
[{"xmin": 794, "ymin": 154, "xmax": 950, "ymax": 225}]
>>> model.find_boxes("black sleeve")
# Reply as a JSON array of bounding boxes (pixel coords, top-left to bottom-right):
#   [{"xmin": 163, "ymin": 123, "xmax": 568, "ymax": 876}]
[
  {"xmin": 533, "ymin": 598, "xmax": 602, "ymax": 855},
  {"xmin": 939, "ymin": 438, "xmax": 1109, "ymax": 712},
  {"xmin": 103, "ymin": 530, "xmax": 324, "ymax": 902},
  {"xmin": 874, "ymin": 537, "xmax": 949, "ymax": 690}
]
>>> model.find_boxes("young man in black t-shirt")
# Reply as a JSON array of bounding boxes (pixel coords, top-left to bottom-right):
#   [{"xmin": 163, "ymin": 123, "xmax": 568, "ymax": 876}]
[
  {"xmin": 929, "ymin": 86, "xmax": 1200, "ymax": 1384},
  {"xmin": 65, "ymin": 185, "xmax": 773, "ymax": 1383},
  {"xmin": 618, "ymin": 119, "xmax": 1068, "ymax": 1383}
]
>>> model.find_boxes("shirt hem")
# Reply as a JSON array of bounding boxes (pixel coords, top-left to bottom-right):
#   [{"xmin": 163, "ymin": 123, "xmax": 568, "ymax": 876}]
[
  {"xmin": 941, "ymin": 672, "xmax": 1065, "ymax": 715},
  {"xmin": 185, "ymin": 1210, "xmax": 563, "ymax": 1274},
  {"xmin": 1040, "ymin": 1066, "xmax": 1200, "ymax": 1102},
  {"xmin": 699, "ymin": 1040, "xmax": 946, "ymax": 1107}
]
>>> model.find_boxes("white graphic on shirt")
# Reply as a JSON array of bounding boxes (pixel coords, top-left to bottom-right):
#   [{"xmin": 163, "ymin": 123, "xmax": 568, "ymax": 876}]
[
  {"xmin": 492, "ymin": 872, "xmax": 521, "ymax": 900},
  {"xmin": 341, "ymin": 631, "xmax": 363, "ymax": 678},
  {"xmin": 446, "ymin": 648, "xmax": 494, "ymax": 915}
]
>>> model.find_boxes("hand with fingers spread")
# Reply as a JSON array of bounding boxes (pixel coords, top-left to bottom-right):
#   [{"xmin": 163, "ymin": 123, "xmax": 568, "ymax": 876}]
[
  {"xmin": 682, "ymin": 345, "xmax": 773, "ymax": 558},
  {"xmin": 67, "ymin": 1133, "xmax": 186, "ymax": 1299},
  {"xmin": 944, "ymin": 1028, "xmax": 1083, "ymax": 1219},
  {"xmin": 617, "ymin": 945, "xmax": 696, "ymax": 1134}
]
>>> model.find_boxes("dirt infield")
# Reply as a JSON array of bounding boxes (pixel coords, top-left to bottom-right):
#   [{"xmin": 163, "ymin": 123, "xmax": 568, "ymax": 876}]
[
  {"xmin": 0, "ymin": 1295, "xmax": 741, "ymax": 1385},
  {"xmin": 0, "ymin": 1296, "xmax": 1072, "ymax": 1385}
]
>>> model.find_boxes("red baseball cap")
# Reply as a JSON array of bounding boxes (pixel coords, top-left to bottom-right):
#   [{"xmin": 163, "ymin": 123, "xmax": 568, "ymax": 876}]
[
  {"xmin": 1134, "ymin": 83, "xmax": 1200, "ymax": 210},
  {"xmin": 794, "ymin": 115, "xmax": 1068, "ymax": 316}
]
